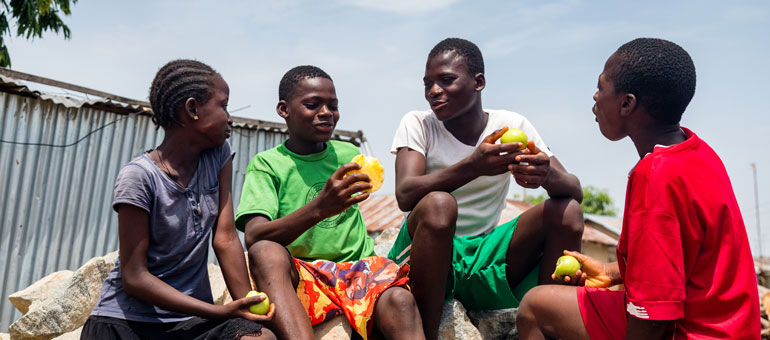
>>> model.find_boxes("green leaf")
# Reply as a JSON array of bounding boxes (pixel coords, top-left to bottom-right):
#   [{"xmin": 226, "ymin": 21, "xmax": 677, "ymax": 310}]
[{"xmin": 1, "ymin": 0, "xmax": 75, "ymax": 66}]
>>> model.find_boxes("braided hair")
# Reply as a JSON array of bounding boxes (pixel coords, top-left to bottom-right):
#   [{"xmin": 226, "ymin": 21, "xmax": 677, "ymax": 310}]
[
  {"xmin": 611, "ymin": 38, "xmax": 696, "ymax": 125},
  {"xmin": 149, "ymin": 59, "xmax": 219, "ymax": 129},
  {"xmin": 429, "ymin": 38, "xmax": 485, "ymax": 76},
  {"xmin": 278, "ymin": 65, "xmax": 332, "ymax": 101}
]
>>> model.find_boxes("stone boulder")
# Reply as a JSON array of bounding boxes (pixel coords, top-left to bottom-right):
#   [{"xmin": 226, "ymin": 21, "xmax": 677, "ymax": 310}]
[
  {"xmin": 372, "ymin": 226, "xmax": 400, "ymax": 258},
  {"xmin": 8, "ymin": 254, "xmax": 115, "ymax": 340},
  {"xmin": 208, "ymin": 263, "xmax": 233, "ymax": 306},
  {"xmin": 468, "ymin": 308, "xmax": 518, "ymax": 340},
  {"xmin": 438, "ymin": 299, "xmax": 483, "ymax": 340},
  {"xmin": 8, "ymin": 270, "xmax": 73, "ymax": 315},
  {"xmin": 313, "ymin": 315, "xmax": 353, "ymax": 340}
]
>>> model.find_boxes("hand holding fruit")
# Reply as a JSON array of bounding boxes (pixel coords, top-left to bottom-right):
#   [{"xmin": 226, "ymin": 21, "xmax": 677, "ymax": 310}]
[
  {"xmin": 227, "ymin": 290, "xmax": 275, "ymax": 322},
  {"xmin": 552, "ymin": 255, "xmax": 582, "ymax": 280},
  {"xmin": 467, "ymin": 127, "xmax": 523, "ymax": 177},
  {"xmin": 314, "ymin": 163, "xmax": 372, "ymax": 219},
  {"xmin": 554, "ymin": 250, "xmax": 614, "ymax": 288},
  {"xmin": 245, "ymin": 290, "xmax": 270, "ymax": 315},
  {"xmin": 508, "ymin": 139, "xmax": 550, "ymax": 189},
  {"xmin": 347, "ymin": 154, "xmax": 384, "ymax": 193},
  {"xmin": 500, "ymin": 128, "xmax": 528, "ymax": 151}
]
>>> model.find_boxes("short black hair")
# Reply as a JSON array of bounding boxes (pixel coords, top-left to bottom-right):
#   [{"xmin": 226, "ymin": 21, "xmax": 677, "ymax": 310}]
[
  {"xmin": 278, "ymin": 65, "xmax": 332, "ymax": 101},
  {"xmin": 428, "ymin": 38, "xmax": 485, "ymax": 75},
  {"xmin": 149, "ymin": 59, "xmax": 219, "ymax": 129},
  {"xmin": 611, "ymin": 38, "xmax": 696, "ymax": 124}
]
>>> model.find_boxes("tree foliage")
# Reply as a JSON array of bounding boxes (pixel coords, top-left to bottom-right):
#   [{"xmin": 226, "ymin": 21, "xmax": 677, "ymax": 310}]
[
  {"xmin": 0, "ymin": 0, "xmax": 76, "ymax": 67},
  {"xmin": 580, "ymin": 185, "xmax": 617, "ymax": 216},
  {"xmin": 524, "ymin": 185, "xmax": 618, "ymax": 216}
]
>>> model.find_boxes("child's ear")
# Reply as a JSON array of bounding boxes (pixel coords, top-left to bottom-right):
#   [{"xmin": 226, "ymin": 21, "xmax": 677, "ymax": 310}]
[
  {"xmin": 620, "ymin": 93, "xmax": 637, "ymax": 117},
  {"xmin": 184, "ymin": 97, "xmax": 199, "ymax": 120},
  {"xmin": 276, "ymin": 100, "xmax": 289, "ymax": 119},
  {"xmin": 474, "ymin": 73, "xmax": 486, "ymax": 92}
]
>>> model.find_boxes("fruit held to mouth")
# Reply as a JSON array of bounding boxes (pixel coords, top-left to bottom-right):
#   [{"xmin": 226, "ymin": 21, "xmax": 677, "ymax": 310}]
[
  {"xmin": 552, "ymin": 255, "xmax": 582, "ymax": 280},
  {"xmin": 348, "ymin": 154, "xmax": 384, "ymax": 193},
  {"xmin": 500, "ymin": 128, "xmax": 528, "ymax": 151},
  {"xmin": 245, "ymin": 290, "xmax": 270, "ymax": 315}
]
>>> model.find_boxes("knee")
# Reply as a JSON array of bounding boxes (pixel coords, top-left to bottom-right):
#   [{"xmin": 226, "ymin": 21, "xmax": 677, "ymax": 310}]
[
  {"xmin": 378, "ymin": 287, "xmax": 418, "ymax": 316},
  {"xmin": 412, "ymin": 191, "xmax": 457, "ymax": 235},
  {"xmin": 247, "ymin": 240, "xmax": 292, "ymax": 274},
  {"xmin": 544, "ymin": 198, "xmax": 584, "ymax": 236},
  {"xmin": 241, "ymin": 327, "xmax": 276, "ymax": 340},
  {"xmin": 517, "ymin": 286, "xmax": 546, "ymax": 328}
]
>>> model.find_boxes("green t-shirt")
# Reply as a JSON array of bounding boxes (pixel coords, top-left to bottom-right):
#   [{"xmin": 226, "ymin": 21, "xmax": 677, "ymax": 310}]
[{"xmin": 235, "ymin": 140, "xmax": 375, "ymax": 263}]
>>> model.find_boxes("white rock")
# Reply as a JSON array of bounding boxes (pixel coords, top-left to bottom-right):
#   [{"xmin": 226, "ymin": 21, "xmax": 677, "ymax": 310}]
[
  {"xmin": 208, "ymin": 264, "xmax": 232, "ymax": 305},
  {"xmin": 438, "ymin": 299, "xmax": 483, "ymax": 340},
  {"xmin": 313, "ymin": 315, "xmax": 353, "ymax": 340},
  {"xmin": 0, "ymin": 332, "xmax": 10, "ymax": 340},
  {"xmin": 9, "ymin": 256, "xmax": 112, "ymax": 340},
  {"xmin": 372, "ymin": 226, "xmax": 400, "ymax": 257},
  {"xmin": 467, "ymin": 308, "xmax": 518, "ymax": 340},
  {"xmin": 8, "ymin": 270, "xmax": 73, "ymax": 315},
  {"xmin": 101, "ymin": 251, "xmax": 119, "ymax": 269}
]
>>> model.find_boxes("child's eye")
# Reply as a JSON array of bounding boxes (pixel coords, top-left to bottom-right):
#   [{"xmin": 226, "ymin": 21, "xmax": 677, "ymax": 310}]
[
  {"xmin": 304, "ymin": 103, "xmax": 319, "ymax": 109},
  {"xmin": 329, "ymin": 105, "xmax": 339, "ymax": 111}
]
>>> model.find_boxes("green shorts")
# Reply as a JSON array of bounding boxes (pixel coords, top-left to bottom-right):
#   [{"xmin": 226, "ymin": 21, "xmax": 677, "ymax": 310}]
[{"xmin": 387, "ymin": 216, "xmax": 539, "ymax": 310}]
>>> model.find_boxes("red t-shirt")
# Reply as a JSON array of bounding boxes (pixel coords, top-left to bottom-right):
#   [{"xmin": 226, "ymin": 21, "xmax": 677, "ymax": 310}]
[{"xmin": 617, "ymin": 127, "xmax": 760, "ymax": 338}]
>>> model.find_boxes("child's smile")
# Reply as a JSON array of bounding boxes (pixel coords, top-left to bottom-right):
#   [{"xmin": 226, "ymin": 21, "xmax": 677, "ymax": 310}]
[{"xmin": 280, "ymin": 77, "xmax": 340, "ymax": 154}]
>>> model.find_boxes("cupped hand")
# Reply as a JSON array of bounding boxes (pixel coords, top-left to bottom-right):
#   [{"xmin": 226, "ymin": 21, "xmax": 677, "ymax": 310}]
[
  {"xmin": 224, "ymin": 295, "xmax": 276, "ymax": 322},
  {"xmin": 553, "ymin": 250, "xmax": 613, "ymax": 288},
  {"xmin": 509, "ymin": 141, "xmax": 550, "ymax": 189}
]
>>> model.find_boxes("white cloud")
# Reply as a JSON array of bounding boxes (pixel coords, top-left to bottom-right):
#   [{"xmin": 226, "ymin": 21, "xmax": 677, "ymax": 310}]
[{"xmin": 335, "ymin": 0, "xmax": 459, "ymax": 14}]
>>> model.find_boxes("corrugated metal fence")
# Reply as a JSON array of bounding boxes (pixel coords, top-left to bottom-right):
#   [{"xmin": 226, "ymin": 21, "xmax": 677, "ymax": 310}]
[{"xmin": 0, "ymin": 78, "xmax": 365, "ymax": 331}]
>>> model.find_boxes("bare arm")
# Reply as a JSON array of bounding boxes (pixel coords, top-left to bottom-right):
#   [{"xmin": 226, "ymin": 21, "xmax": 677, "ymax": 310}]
[
  {"xmin": 243, "ymin": 162, "xmax": 372, "ymax": 248},
  {"xmin": 118, "ymin": 204, "xmax": 273, "ymax": 321},
  {"xmin": 395, "ymin": 127, "xmax": 523, "ymax": 211},
  {"xmin": 211, "ymin": 158, "xmax": 252, "ymax": 300}
]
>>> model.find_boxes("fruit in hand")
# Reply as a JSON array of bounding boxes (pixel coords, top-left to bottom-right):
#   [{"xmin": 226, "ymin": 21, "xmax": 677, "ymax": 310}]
[
  {"xmin": 245, "ymin": 290, "xmax": 269, "ymax": 315},
  {"xmin": 348, "ymin": 154, "xmax": 384, "ymax": 193},
  {"xmin": 552, "ymin": 255, "xmax": 582, "ymax": 280},
  {"xmin": 500, "ymin": 128, "xmax": 528, "ymax": 151}
]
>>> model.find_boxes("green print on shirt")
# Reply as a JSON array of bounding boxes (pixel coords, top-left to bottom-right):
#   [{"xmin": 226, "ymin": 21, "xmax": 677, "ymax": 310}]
[{"xmin": 305, "ymin": 182, "xmax": 351, "ymax": 229}]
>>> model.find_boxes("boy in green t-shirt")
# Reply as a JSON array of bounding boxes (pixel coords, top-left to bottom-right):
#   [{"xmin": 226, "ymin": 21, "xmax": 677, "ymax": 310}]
[{"xmin": 235, "ymin": 66, "xmax": 425, "ymax": 340}]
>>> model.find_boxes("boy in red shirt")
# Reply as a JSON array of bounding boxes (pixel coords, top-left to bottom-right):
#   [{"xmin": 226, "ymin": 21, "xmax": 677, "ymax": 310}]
[{"xmin": 516, "ymin": 38, "xmax": 760, "ymax": 339}]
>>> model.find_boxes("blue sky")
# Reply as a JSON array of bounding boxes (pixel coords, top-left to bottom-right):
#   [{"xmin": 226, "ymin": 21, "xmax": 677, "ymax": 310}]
[{"xmin": 6, "ymin": 0, "xmax": 770, "ymax": 255}]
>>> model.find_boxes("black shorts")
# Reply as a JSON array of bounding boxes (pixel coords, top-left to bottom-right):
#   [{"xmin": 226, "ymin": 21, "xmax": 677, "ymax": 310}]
[{"xmin": 80, "ymin": 315, "xmax": 265, "ymax": 340}]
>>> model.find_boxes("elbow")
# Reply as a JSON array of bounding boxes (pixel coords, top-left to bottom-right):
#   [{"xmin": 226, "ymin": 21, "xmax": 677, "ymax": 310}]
[
  {"xmin": 573, "ymin": 178, "xmax": 583, "ymax": 203},
  {"xmin": 244, "ymin": 227, "xmax": 265, "ymax": 249},
  {"xmin": 213, "ymin": 230, "xmax": 241, "ymax": 253},
  {"xmin": 120, "ymin": 271, "xmax": 143, "ymax": 298},
  {"xmin": 395, "ymin": 191, "xmax": 416, "ymax": 212},
  {"xmin": 244, "ymin": 232, "xmax": 257, "ymax": 249},
  {"xmin": 574, "ymin": 190, "xmax": 584, "ymax": 204}
]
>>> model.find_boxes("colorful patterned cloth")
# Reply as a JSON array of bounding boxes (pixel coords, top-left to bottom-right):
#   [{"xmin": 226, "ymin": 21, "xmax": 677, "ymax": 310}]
[{"xmin": 294, "ymin": 256, "xmax": 410, "ymax": 339}]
